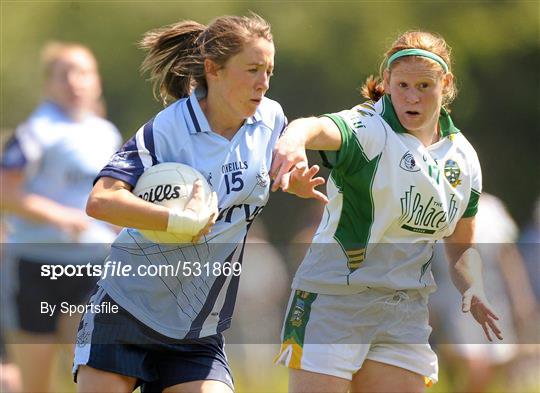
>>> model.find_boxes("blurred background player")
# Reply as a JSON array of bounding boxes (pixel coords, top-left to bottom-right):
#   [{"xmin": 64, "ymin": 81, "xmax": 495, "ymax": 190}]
[
  {"xmin": 0, "ymin": 214, "xmax": 22, "ymax": 393},
  {"xmin": 430, "ymin": 192, "xmax": 539, "ymax": 392},
  {"xmin": 519, "ymin": 196, "xmax": 540, "ymax": 302},
  {"xmin": 515, "ymin": 196, "xmax": 540, "ymax": 392},
  {"xmin": 0, "ymin": 42, "xmax": 121, "ymax": 392}
]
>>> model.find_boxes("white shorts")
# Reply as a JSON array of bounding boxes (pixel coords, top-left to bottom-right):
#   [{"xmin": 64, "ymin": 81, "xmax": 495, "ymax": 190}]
[{"xmin": 275, "ymin": 288, "xmax": 438, "ymax": 385}]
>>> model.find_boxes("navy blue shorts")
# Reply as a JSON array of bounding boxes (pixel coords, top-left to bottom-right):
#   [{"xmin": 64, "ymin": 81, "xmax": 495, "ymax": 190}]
[{"xmin": 73, "ymin": 286, "xmax": 234, "ymax": 392}]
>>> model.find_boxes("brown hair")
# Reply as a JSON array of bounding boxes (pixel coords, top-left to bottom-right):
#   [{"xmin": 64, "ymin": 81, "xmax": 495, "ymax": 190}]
[
  {"xmin": 361, "ymin": 31, "xmax": 457, "ymax": 107},
  {"xmin": 140, "ymin": 14, "xmax": 272, "ymax": 105},
  {"xmin": 41, "ymin": 41, "xmax": 97, "ymax": 78}
]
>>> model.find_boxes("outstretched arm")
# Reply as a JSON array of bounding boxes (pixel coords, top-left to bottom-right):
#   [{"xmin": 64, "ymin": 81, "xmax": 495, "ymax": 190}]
[
  {"xmin": 497, "ymin": 243, "xmax": 538, "ymax": 331},
  {"xmin": 445, "ymin": 217, "xmax": 503, "ymax": 341},
  {"xmin": 270, "ymin": 116, "xmax": 341, "ymax": 197}
]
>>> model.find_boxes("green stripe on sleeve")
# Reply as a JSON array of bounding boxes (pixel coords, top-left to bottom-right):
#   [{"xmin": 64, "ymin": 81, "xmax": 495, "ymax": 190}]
[
  {"xmin": 319, "ymin": 114, "xmax": 370, "ymax": 174},
  {"xmin": 463, "ymin": 189, "xmax": 480, "ymax": 217}
]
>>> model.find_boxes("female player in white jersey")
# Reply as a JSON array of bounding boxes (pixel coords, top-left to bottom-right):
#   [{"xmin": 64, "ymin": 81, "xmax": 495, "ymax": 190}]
[
  {"xmin": 271, "ymin": 31, "xmax": 502, "ymax": 392},
  {"xmin": 75, "ymin": 15, "xmax": 285, "ymax": 393}
]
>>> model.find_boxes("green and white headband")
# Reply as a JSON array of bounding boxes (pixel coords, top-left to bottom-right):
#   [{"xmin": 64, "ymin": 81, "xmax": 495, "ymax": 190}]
[{"xmin": 387, "ymin": 48, "xmax": 449, "ymax": 73}]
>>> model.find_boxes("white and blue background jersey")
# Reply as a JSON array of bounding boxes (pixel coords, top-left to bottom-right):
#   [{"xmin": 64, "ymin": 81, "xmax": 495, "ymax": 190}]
[
  {"xmin": 97, "ymin": 89, "xmax": 286, "ymax": 339},
  {"xmin": 1, "ymin": 101, "xmax": 121, "ymax": 263}
]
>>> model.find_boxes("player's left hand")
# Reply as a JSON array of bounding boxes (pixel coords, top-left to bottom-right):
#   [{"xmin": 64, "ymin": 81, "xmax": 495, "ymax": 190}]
[
  {"xmin": 462, "ymin": 287, "xmax": 503, "ymax": 341},
  {"xmin": 283, "ymin": 162, "xmax": 328, "ymax": 203}
]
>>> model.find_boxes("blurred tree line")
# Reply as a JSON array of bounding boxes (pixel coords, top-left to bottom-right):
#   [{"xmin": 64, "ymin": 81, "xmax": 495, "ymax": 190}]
[{"xmin": 1, "ymin": 1, "xmax": 538, "ymax": 241}]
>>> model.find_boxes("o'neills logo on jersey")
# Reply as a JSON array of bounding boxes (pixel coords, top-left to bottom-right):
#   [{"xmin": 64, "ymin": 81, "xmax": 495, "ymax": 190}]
[
  {"xmin": 399, "ymin": 186, "xmax": 458, "ymax": 234},
  {"xmin": 221, "ymin": 161, "xmax": 248, "ymax": 174},
  {"xmin": 137, "ymin": 184, "xmax": 182, "ymax": 203}
]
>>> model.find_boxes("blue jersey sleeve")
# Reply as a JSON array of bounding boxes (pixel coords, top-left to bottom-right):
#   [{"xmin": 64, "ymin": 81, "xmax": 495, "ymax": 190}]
[
  {"xmin": 1, "ymin": 135, "xmax": 27, "ymax": 169},
  {"xmin": 279, "ymin": 115, "xmax": 288, "ymax": 136},
  {"xmin": 1, "ymin": 122, "xmax": 45, "ymax": 174},
  {"xmin": 96, "ymin": 119, "xmax": 158, "ymax": 188}
]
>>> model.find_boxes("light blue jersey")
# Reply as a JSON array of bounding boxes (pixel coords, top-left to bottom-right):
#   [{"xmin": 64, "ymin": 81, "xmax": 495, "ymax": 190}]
[
  {"xmin": 96, "ymin": 89, "xmax": 286, "ymax": 339},
  {"xmin": 1, "ymin": 101, "xmax": 121, "ymax": 262}
]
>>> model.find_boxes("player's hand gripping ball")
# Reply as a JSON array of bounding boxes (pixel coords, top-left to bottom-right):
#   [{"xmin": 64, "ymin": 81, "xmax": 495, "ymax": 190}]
[{"xmin": 132, "ymin": 163, "xmax": 216, "ymax": 243}]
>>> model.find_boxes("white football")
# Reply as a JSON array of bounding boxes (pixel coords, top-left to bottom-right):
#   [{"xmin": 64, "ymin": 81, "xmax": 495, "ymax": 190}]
[{"xmin": 132, "ymin": 162, "xmax": 213, "ymax": 243}]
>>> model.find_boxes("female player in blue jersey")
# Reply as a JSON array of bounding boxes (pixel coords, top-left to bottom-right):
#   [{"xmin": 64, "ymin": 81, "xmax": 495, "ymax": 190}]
[
  {"xmin": 75, "ymin": 14, "xmax": 286, "ymax": 392},
  {"xmin": 271, "ymin": 31, "xmax": 502, "ymax": 393},
  {"xmin": 0, "ymin": 42, "xmax": 121, "ymax": 392}
]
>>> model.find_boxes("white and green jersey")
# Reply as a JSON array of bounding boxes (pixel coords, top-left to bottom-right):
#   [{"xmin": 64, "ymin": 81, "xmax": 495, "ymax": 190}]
[{"xmin": 292, "ymin": 95, "xmax": 481, "ymax": 295}]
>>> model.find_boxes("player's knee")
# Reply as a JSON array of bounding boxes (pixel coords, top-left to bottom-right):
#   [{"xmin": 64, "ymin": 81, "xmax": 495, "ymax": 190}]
[
  {"xmin": 76, "ymin": 365, "xmax": 136, "ymax": 392},
  {"xmin": 163, "ymin": 380, "xmax": 234, "ymax": 393}
]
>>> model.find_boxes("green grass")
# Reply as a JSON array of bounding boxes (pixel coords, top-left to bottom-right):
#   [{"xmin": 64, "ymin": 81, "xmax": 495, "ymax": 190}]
[{"xmin": 42, "ymin": 344, "xmax": 540, "ymax": 392}]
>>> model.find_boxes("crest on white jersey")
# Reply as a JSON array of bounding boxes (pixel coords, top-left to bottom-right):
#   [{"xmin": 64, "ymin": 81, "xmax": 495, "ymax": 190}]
[{"xmin": 399, "ymin": 151, "xmax": 420, "ymax": 172}]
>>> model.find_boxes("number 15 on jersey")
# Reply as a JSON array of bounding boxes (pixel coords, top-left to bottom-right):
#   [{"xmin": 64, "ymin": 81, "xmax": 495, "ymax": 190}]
[{"xmin": 224, "ymin": 170, "xmax": 244, "ymax": 194}]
